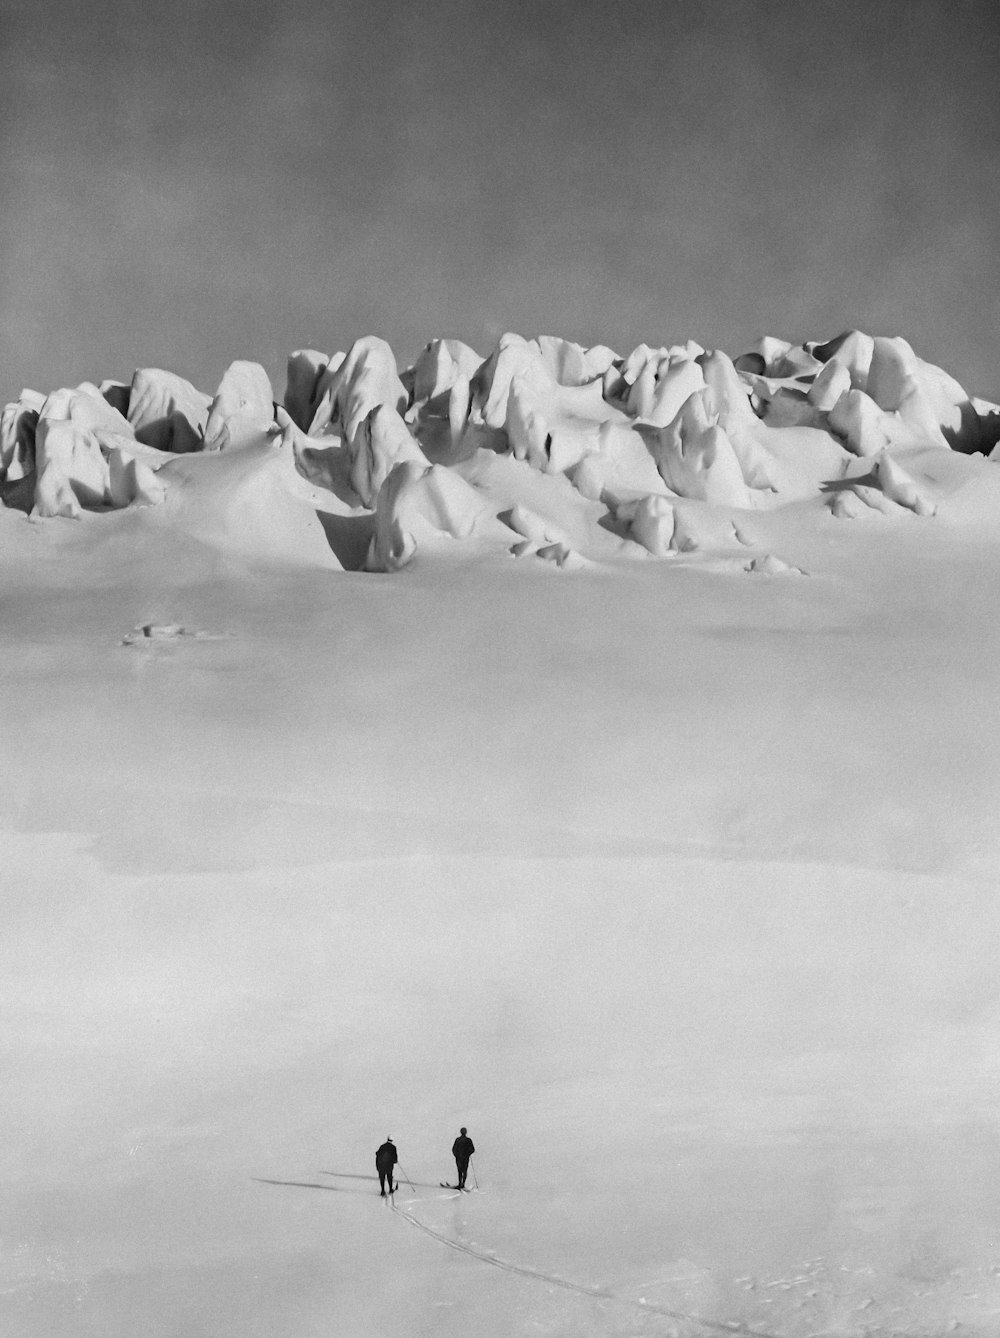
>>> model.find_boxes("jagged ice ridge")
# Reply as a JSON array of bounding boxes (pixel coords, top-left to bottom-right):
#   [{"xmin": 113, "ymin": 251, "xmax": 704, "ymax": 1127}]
[{"xmin": 4, "ymin": 328, "xmax": 999, "ymax": 573}]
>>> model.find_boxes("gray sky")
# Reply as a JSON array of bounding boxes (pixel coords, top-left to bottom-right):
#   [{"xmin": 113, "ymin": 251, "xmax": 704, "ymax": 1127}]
[{"xmin": 2, "ymin": 0, "xmax": 998, "ymax": 398}]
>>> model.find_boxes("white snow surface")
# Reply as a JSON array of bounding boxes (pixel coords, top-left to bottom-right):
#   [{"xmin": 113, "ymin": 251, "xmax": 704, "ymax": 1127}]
[{"xmin": 4, "ymin": 328, "xmax": 1000, "ymax": 1338}]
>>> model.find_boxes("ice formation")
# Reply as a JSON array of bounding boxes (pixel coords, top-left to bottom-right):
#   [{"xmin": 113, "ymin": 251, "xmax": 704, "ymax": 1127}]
[
  {"xmin": 3, "ymin": 326, "xmax": 997, "ymax": 568},
  {"xmin": 128, "ymin": 368, "xmax": 211, "ymax": 453},
  {"xmin": 365, "ymin": 459, "xmax": 486, "ymax": 572},
  {"xmin": 203, "ymin": 360, "xmax": 275, "ymax": 452}
]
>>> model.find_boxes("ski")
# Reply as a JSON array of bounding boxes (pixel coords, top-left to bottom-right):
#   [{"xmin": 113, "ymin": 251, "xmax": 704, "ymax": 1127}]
[{"xmin": 439, "ymin": 1183, "xmax": 470, "ymax": 1190}]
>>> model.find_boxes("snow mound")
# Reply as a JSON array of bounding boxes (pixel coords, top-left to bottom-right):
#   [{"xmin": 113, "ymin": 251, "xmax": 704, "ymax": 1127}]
[
  {"xmin": 569, "ymin": 421, "xmax": 666, "ymax": 503},
  {"xmin": 121, "ymin": 622, "xmax": 186, "ymax": 645},
  {"xmin": 830, "ymin": 483, "xmax": 905, "ymax": 519},
  {"xmin": 500, "ymin": 504, "xmax": 588, "ymax": 568},
  {"xmin": 365, "ymin": 460, "xmax": 486, "ymax": 572},
  {"xmin": 503, "ymin": 503, "xmax": 570, "ymax": 548},
  {"xmin": 505, "ymin": 372, "xmax": 600, "ymax": 475},
  {"xmin": 121, "ymin": 622, "xmax": 231, "ymax": 647},
  {"xmin": 618, "ymin": 493, "xmax": 754, "ymax": 557},
  {"xmin": 745, "ymin": 553, "xmax": 805, "ymax": 575},
  {"xmin": 535, "ymin": 541, "xmax": 585, "ymax": 569},
  {"xmin": 646, "ymin": 390, "xmax": 753, "ymax": 507},
  {"xmin": 829, "ymin": 445, "xmax": 949, "ymax": 520},
  {"xmin": 153, "ymin": 438, "xmax": 343, "ymax": 569},
  {"xmin": 626, "ymin": 493, "xmax": 676, "ymax": 557}
]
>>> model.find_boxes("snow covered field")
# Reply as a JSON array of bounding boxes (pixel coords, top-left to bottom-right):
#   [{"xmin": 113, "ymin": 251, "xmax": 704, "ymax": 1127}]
[{"xmin": 4, "ymin": 329, "xmax": 1000, "ymax": 1337}]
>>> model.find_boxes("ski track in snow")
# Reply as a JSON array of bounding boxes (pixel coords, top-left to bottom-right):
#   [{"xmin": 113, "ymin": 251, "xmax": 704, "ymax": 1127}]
[{"xmin": 389, "ymin": 1194, "xmax": 779, "ymax": 1338}]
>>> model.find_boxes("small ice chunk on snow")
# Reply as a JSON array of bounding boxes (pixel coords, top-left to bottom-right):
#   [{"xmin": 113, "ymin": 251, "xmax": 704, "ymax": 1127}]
[
  {"xmin": 629, "ymin": 494, "xmax": 675, "ymax": 556},
  {"xmin": 745, "ymin": 554, "xmax": 804, "ymax": 575},
  {"xmin": 875, "ymin": 450, "xmax": 936, "ymax": 515},
  {"xmin": 504, "ymin": 504, "xmax": 569, "ymax": 547}
]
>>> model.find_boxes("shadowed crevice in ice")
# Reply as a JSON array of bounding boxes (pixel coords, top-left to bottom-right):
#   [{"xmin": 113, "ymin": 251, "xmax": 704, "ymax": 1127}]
[
  {"xmin": 0, "ymin": 473, "xmax": 34, "ymax": 513},
  {"xmin": 940, "ymin": 399, "xmax": 1000, "ymax": 454},
  {"xmin": 819, "ymin": 467, "xmax": 878, "ymax": 495},
  {"xmin": 312, "ymin": 509, "xmax": 374, "ymax": 570}
]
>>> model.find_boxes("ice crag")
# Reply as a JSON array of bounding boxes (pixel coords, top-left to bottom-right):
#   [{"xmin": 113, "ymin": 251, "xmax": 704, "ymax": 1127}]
[{"xmin": 4, "ymin": 327, "xmax": 996, "ymax": 568}]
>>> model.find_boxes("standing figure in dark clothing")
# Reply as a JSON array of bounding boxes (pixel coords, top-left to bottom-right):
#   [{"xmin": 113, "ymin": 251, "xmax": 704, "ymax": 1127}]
[
  {"xmin": 375, "ymin": 1138, "xmax": 397, "ymax": 1196},
  {"xmin": 452, "ymin": 1127, "xmax": 475, "ymax": 1189}
]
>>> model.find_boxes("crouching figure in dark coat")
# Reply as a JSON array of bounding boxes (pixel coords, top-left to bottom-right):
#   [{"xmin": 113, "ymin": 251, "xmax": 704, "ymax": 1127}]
[
  {"xmin": 452, "ymin": 1128, "xmax": 475, "ymax": 1189},
  {"xmin": 375, "ymin": 1138, "xmax": 397, "ymax": 1196}
]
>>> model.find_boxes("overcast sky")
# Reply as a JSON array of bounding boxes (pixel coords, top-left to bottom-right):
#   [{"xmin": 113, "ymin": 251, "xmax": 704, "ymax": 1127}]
[{"xmin": 2, "ymin": 0, "xmax": 998, "ymax": 398}]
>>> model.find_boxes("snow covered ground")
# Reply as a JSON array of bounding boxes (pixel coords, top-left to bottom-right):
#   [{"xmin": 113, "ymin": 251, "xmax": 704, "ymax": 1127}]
[{"xmin": 4, "ymin": 330, "xmax": 1000, "ymax": 1336}]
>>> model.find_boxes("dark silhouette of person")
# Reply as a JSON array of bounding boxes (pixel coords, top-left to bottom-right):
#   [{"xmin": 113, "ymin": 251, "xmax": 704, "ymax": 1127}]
[
  {"xmin": 452, "ymin": 1127, "xmax": 475, "ymax": 1189},
  {"xmin": 375, "ymin": 1138, "xmax": 397, "ymax": 1196}
]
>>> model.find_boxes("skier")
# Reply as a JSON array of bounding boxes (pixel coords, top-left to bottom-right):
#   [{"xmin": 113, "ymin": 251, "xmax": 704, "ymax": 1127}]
[
  {"xmin": 375, "ymin": 1137, "xmax": 397, "ymax": 1196},
  {"xmin": 452, "ymin": 1127, "xmax": 475, "ymax": 1189}
]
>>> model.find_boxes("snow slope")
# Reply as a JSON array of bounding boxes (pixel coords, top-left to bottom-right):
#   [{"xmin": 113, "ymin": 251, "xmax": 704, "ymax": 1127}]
[{"xmin": 3, "ymin": 328, "xmax": 1000, "ymax": 1337}]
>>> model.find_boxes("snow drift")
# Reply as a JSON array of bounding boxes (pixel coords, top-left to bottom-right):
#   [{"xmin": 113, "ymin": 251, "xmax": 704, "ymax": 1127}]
[{"xmin": 3, "ymin": 325, "xmax": 997, "ymax": 572}]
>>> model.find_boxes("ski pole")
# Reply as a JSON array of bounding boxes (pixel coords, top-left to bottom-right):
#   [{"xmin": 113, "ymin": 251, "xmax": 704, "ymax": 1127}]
[
  {"xmin": 471, "ymin": 1158, "xmax": 479, "ymax": 1190},
  {"xmin": 397, "ymin": 1164, "xmax": 416, "ymax": 1195}
]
